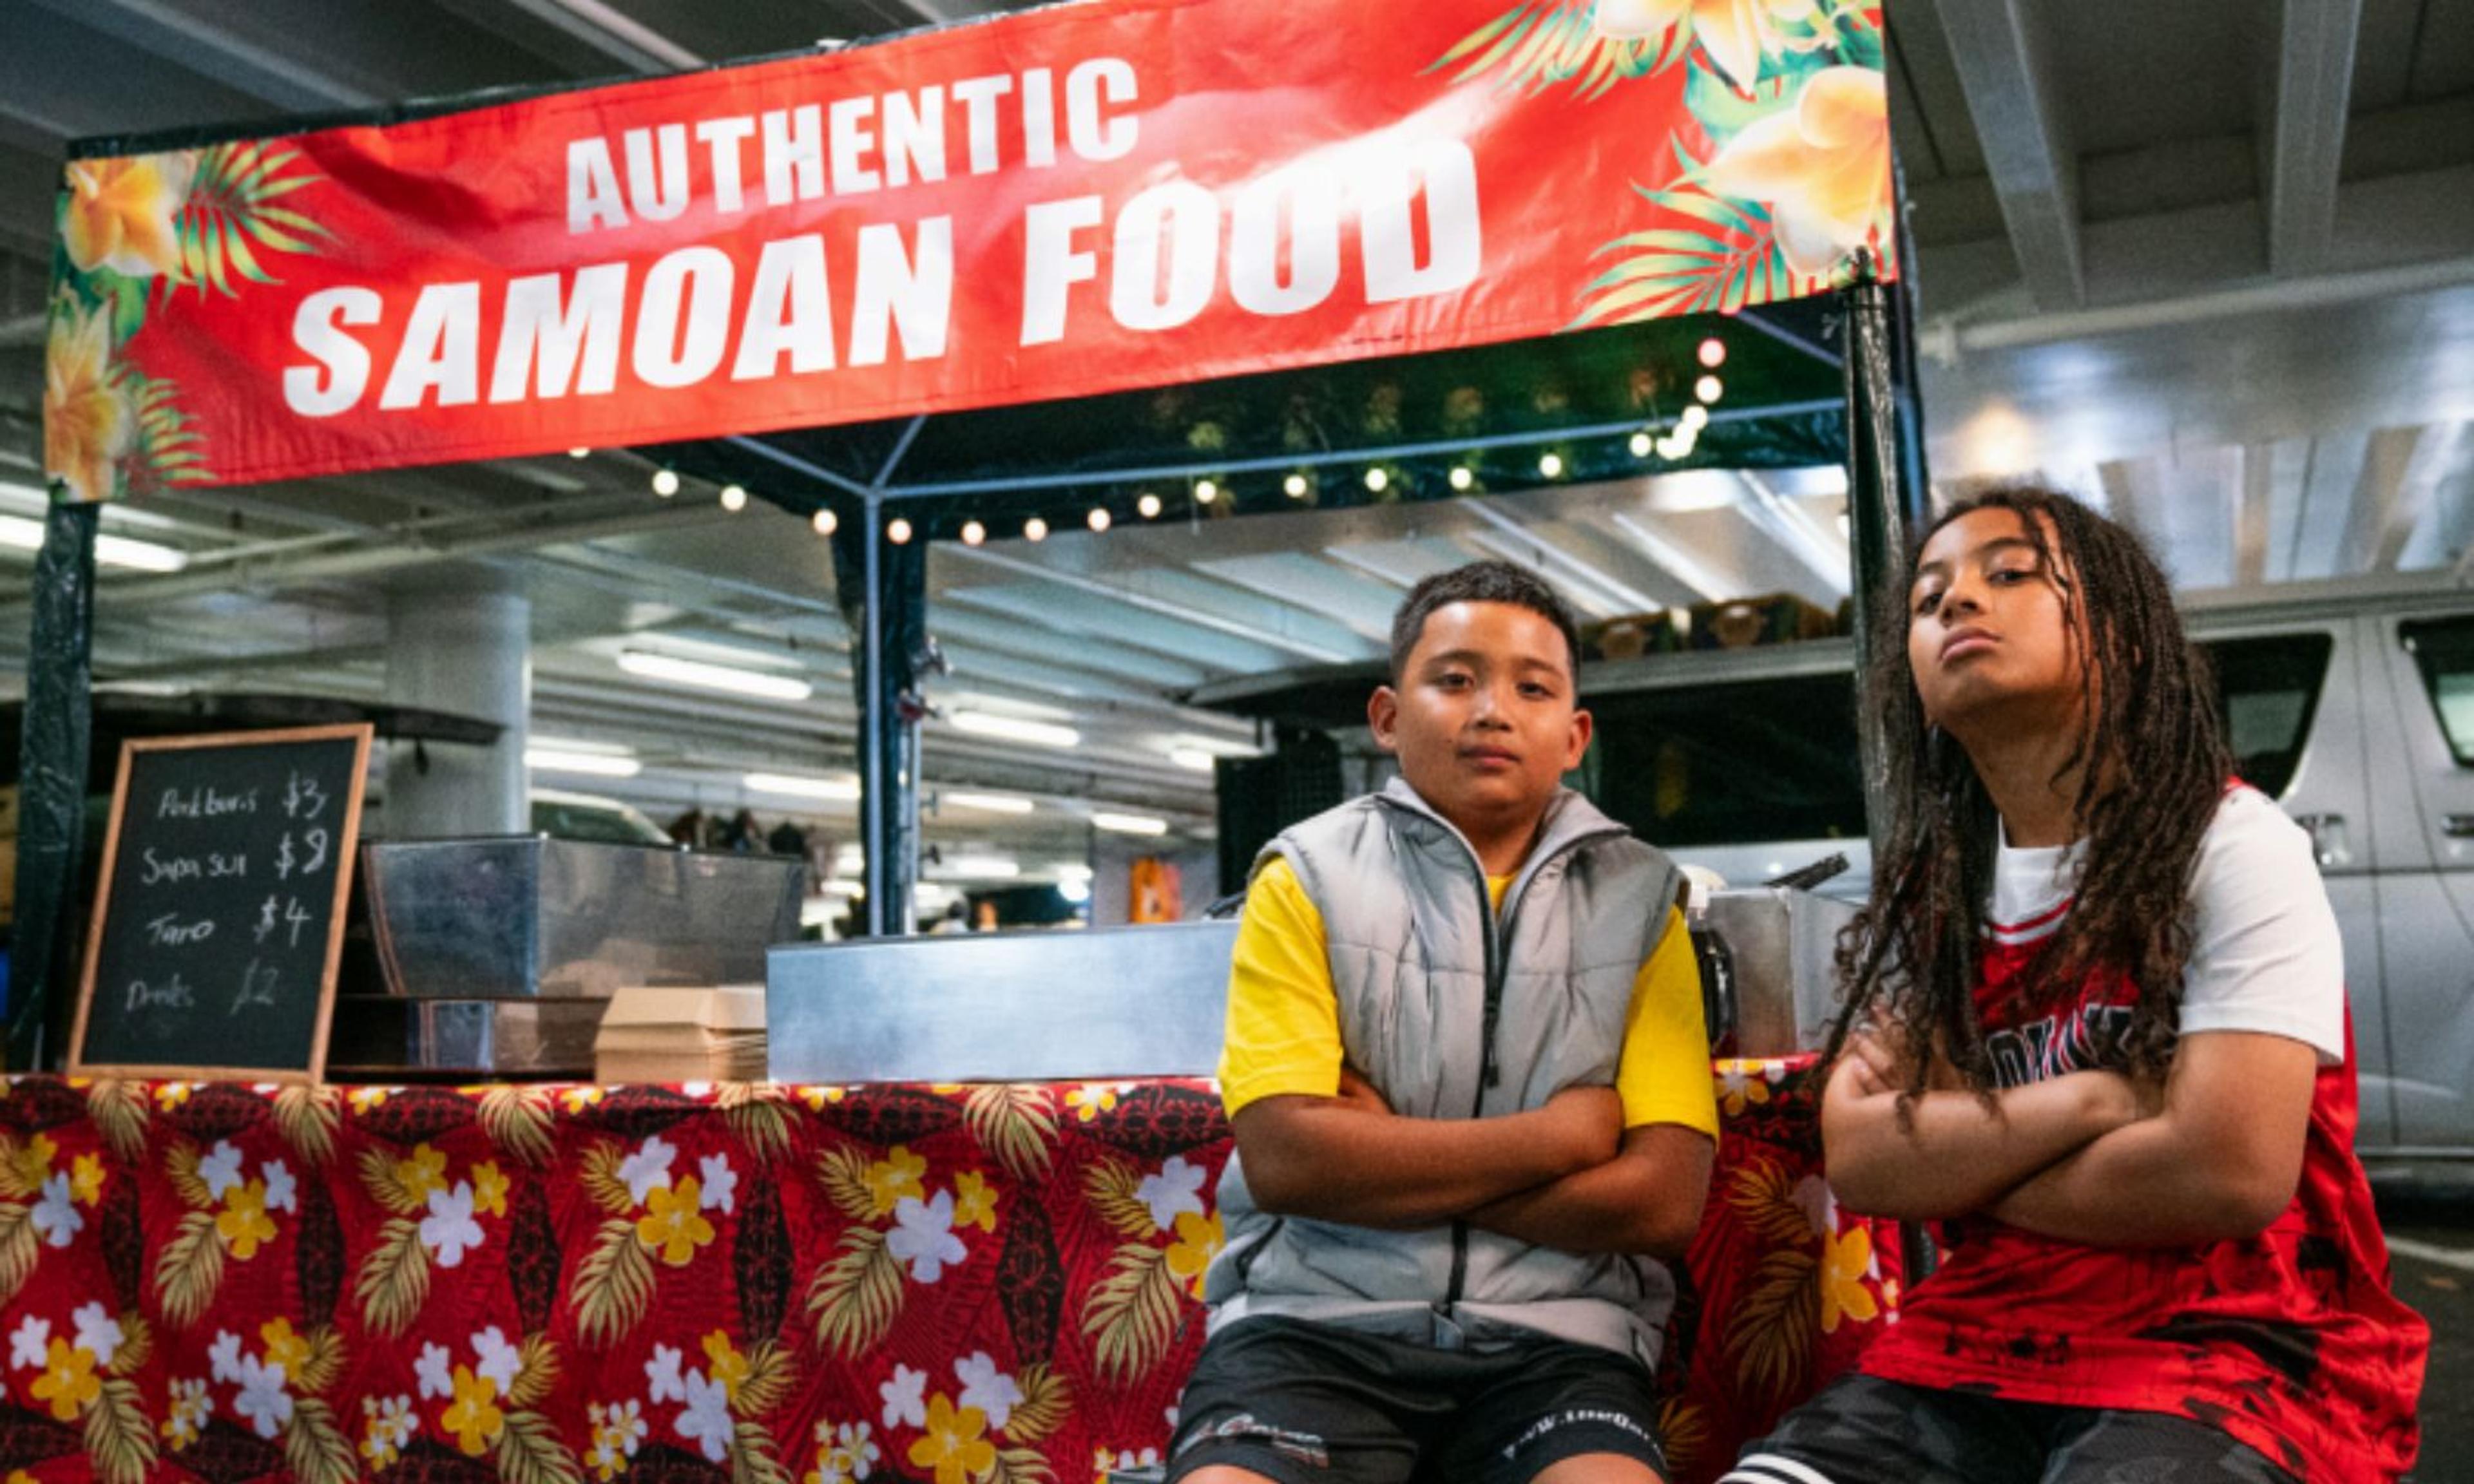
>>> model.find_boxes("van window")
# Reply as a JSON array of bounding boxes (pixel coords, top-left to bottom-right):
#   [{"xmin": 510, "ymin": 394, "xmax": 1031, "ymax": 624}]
[
  {"xmin": 2201, "ymin": 634, "xmax": 2332, "ymax": 800},
  {"xmin": 1586, "ymin": 673, "xmax": 1866, "ymax": 848},
  {"xmin": 2400, "ymin": 616, "xmax": 2474, "ymax": 766}
]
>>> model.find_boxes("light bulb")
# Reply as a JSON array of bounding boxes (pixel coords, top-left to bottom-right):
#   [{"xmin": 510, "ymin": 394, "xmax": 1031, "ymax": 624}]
[
  {"xmin": 1698, "ymin": 337, "xmax": 1727, "ymax": 368},
  {"xmin": 1448, "ymin": 466, "xmax": 1475, "ymax": 491},
  {"xmin": 1024, "ymin": 517, "xmax": 1048, "ymax": 541},
  {"xmin": 1364, "ymin": 468, "xmax": 1389, "ymax": 493},
  {"xmin": 887, "ymin": 517, "xmax": 912, "ymax": 544},
  {"xmin": 719, "ymin": 484, "xmax": 747, "ymax": 511},
  {"xmin": 1629, "ymin": 432, "xmax": 1653, "ymax": 457},
  {"xmin": 1539, "ymin": 452, "xmax": 1565, "ymax": 479},
  {"xmin": 811, "ymin": 508, "xmax": 838, "ymax": 536},
  {"xmin": 960, "ymin": 520, "xmax": 985, "ymax": 546},
  {"xmin": 1194, "ymin": 479, "xmax": 1218, "ymax": 505},
  {"xmin": 1137, "ymin": 493, "xmax": 1162, "ymax": 519},
  {"xmin": 1088, "ymin": 507, "xmax": 1111, "ymax": 531},
  {"xmin": 1285, "ymin": 473, "xmax": 1309, "ymax": 498},
  {"xmin": 1695, "ymin": 374, "xmax": 1723, "ymax": 404},
  {"xmin": 568, "ymin": 447, "xmax": 590, "ymax": 459},
  {"xmin": 651, "ymin": 468, "xmax": 680, "ymax": 497}
]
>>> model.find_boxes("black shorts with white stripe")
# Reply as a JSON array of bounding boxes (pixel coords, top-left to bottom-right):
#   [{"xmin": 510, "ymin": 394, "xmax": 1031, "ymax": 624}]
[{"xmin": 1718, "ymin": 1375, "xmax": 2297, "ymax": 1484}]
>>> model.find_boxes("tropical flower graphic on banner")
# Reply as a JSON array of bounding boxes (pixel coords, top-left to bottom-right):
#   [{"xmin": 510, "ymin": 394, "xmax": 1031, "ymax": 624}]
[
  {"xmin": 1431, "ymin": 1, "xmax": 1890, "ymax": 325},
  {"xmin": 568, "ymin": 1134, "xmax": 738, "ymax": 1346},
  {"xmin": 1080, "ymin": 1154, "xmax": 1223, "ymax": 1381},
  {"xmin": 46, "ymin": 139, "xmax": 329, "ymax": 501},
  {"xmin": 807, "ymin": 1143, "xmax": 996, "ymax": 1358},
  {"xmin": 356, "ymin": 1141, "xmax": 517, "ymax": 1335},
  {"xmin": 416, "ymin": 1326, "xmax": 577, "ymax": 1478}
]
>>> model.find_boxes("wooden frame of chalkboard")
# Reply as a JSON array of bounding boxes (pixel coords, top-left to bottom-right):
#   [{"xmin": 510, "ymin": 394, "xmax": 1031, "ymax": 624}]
[{"xmin": 68, "ymin": 723, "xmax": 372, "ymax": 1083}]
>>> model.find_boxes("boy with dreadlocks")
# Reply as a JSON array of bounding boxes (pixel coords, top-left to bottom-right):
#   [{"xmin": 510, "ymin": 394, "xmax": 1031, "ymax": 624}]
[
  {"xmin": 1723, "ymin": 490, "xmax": 2426, "ymax": 1484},
  {"xmin": 1167, "ymin": 560, "xmax": 1718, "ymax": 1484}
]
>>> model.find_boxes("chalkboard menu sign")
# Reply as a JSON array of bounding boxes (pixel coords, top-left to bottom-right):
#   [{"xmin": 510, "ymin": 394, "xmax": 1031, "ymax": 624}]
[{"xmin": 70, "ymin": 725, "xmax": 372, "ymax": 1082}]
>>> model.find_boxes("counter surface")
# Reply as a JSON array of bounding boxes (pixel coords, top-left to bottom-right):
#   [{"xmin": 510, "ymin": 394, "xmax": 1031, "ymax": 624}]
[{"xmin": 0, "ymin": 1063, "xmax": 1894, "ymax": 1484}]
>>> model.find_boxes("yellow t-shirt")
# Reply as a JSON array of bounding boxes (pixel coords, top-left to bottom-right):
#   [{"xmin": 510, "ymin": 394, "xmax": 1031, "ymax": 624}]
[{"xmin": 1217, "ymin": 856, "xmax": 1718, "ymax": 1136}]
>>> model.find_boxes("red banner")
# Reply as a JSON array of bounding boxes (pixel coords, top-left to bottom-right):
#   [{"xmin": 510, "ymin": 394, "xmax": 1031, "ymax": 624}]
[{"xmin": 46, "ymin": 0, "xmax": 1892, "ymax": 500}]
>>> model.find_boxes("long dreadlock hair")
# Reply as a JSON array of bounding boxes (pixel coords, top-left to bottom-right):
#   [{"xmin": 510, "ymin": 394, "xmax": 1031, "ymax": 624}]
[{"xmin": 1825, "ymin": 486, "xmax": 2234, "ymax": 1096}]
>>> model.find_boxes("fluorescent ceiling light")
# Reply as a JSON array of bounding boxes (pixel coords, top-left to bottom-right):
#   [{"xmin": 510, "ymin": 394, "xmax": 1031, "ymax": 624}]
[
  {"xmin": 949, "ymin": 710, "xmax": 1080, "ymax": 748},
  {"xmin": 745, "ymin": 772, "xmax": 860, "ymax": 801},
  {"xmin": 943, "ymin": 791, "xmax": 1035, "ymax": 815},
  {"xmin": 1055, "ymin": 862, "xmax": 1094, "ymax": 883},
  {"xmin": 620, "ymin": 650, "xmax": 812, "ymax": 701},
  {"xmin": 1093, "ymin": 812, "xmax": 1169, "ymax": 836},
  {"xmin": 1170, "ymin": 748, "xmax": 1218, "ymax": 772},
  {"xmin": 530, "ymin": 735, "xmax": 633, "ymax": 756},
  {"xmin": 526, "ymin": 747, "xmax": 641, "ymax": 777},
  {"xmin": 0, "ymin": 514, "xmax": 188, "ymax": 573},
  {"xmin": 934, "ymin": 855, "xmax": 1021, "ymax": 879}
]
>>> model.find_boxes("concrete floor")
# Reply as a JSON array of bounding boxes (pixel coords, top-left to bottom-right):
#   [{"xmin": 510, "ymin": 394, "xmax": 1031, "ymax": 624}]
[{"xmin": 2381, "ymin": 1188, "xmax": 2474, "ymax": 1483}]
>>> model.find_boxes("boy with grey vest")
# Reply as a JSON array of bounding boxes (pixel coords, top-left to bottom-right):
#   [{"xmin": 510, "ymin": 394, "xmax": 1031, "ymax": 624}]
[{"xmin": 1168, "ymin": 562, "xmax": 1718, "ymax": 1484}]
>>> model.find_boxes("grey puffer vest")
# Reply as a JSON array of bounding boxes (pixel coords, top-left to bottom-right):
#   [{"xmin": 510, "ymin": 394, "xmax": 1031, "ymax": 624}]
[{"xmin": 1203, "ymin": 777, "xmax": 1687, "ymax": 1368}]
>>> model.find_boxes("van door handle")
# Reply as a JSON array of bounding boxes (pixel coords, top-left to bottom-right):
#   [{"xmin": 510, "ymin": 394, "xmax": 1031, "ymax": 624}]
[
  {"xmin": 2294, "ymin": 813, "xmax": 2352, "ymax": 867},
  {"xmin": 2444, "ymin": 815, "xmax": 2474, "ymax": 839}
]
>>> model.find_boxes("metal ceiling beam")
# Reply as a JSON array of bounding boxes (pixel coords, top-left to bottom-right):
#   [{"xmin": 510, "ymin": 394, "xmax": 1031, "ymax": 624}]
[
  {"xmin": 427, "ymin": 0, "xmax": 698, "ymax": 76},
  {"xmin": 2233, "ymin": 442, "xmax": 2276, "ymax": 589},
  {"xmin": 25, "ymin": 0, "xmax": 375, "ymax": 112},
  {"xmin": 2339, "ymin": 426, "xmax": 2422, "ymax": 574},
  {"xmin": 2370, "ymin": 421, "xmax": 2471, "ymax": 572},
  {"xmin": 2265, "ymin": 0, "xmax": 2362, "ymax": 278},
  {"xmin": 939, "ymin": 544, "xmax": 1369, "ymax": 663},
  {"xmin": 1927, "ymin": 0, "xmax": 2084, "ymax": 309}
]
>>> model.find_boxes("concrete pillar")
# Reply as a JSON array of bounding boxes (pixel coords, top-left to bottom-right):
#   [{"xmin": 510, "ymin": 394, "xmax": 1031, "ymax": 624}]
[{"xmin": 384, "ymin": 588, "xmax": 530, "ymax": 837}]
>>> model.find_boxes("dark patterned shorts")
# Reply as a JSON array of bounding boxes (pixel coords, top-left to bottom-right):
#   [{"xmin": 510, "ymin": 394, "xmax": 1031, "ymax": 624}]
[
  {"xmin": 1720, "ymin": 1375, "xmax": 2299, "ymax": 1484},
  {"xmin": 1165, "ymin": 1317, "xmax": 1670, "ymax": 1484}
]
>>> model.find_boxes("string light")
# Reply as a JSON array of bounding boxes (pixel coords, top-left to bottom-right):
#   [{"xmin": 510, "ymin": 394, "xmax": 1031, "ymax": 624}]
[
  {"xmin": 1698, "ymin": 337, "xmax": 1727, "ymax": 368},
  {"xmin": 1680, "ymin": 403, "xmax": 1709, "ymax": 432},
  {"xmin": 887, "ymin": 517, "xmax": 913, "ymax": 544},
  {"xmin": 1538, "ymin": 452, "xmax": 1565, "ymax": 479},
  {"xmin": 1194, "ymin": 479, "xmax": 1218, "ymax": 504},
  {"xmin": 1024, "ymin": 517, "xmax": 1049, "ymax": 541},
  {"xmin": 1695, "ymin": 374, "xmax": 1723, "ymax": 404},
  {"xmin": 1363, "ymin": 468, "xmax": 1388, "ymax": 493},
  {"xmin": 568, "ymin": 447, "xmax": 591, "ymax": 459},
  {"xmin": 1137, "ymin": 493, "xmax": 1162, "ymax": 519},
  {"xmin": 651, "ymin": 468, "xmax": 680, "ymax": 497},
  {"xmin": 1629, "ymin": 432, "xmax": 1653, "ymax": 458},
  {"xmin": 719, "ymin": 484, "xmax": 747, "ymax": 511},
  {"xmin": 1088, "ymin": 507, "xmax": 1111, "ymax": 531},
  {"xmin": 1284, "ymin": 473, "xmax": 1309, "ymax": 497},
  {"xmin": 1656, "ymin": 435, "xmax": 1684, "ymax": 459},
  {"xmin": 960, "ymin": 520, "xmax": 986, "ymax": 546},
  {"xmin": 1448, "ymin": 466, "xmax": 1475, "ymax": 491},
  {"xmin": 811, "ymin": 508, "xmax": 838, "ymax": 536}
]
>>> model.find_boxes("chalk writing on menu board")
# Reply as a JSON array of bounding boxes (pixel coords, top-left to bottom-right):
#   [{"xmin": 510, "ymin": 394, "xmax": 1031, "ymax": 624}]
[{"xmin": 70, "ymin": 725, "xmax": 371, "ymax": 1082}]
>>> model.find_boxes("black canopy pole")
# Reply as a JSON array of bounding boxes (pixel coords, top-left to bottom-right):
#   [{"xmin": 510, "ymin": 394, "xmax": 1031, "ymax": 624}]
[
  {"xmin": 9, "ymin": 502, "xmax": 99, "ymax": 1070},
  {"xmin": 1841, "ymin": 249, "xmax": 1931, "ymax": 860}
]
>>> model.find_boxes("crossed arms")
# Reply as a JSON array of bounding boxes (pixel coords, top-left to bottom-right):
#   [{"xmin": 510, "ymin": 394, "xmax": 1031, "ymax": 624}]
[
  {"xmin": 1819, "ymin": 1025, "xmax": 2319, "ymax": 1246},
  {"xmin": 1233, "ymin": 1072, "xmax": 1715, "ymax": 1259}
]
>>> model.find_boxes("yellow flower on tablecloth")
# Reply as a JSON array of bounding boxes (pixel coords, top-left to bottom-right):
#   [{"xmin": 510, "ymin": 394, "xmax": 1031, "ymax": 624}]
[
  {"xmin": 259, "ymin": 1317, "xmax": 311, "ymax": 1380},
  {"xmin": 216, "ymin": 1177, "xmax": 278, "ymax": 1260},
  {"xmin": 361, "ymin": 1394, "xmax": 417, "ymax": 1468},
  {"xmin": 1716, "ymin": 1062, "xmax": 1774, "ymax": 1118},
  {"xmin": 907, "ymin": 1395, "xmax": 996, "ymax": 1484},
  {"xmin": 867, "ymin": 1146, "xmax": 928, "ymax": 1216},
  {"xmin": 472, "ymin": 1160, "xmax": 510, "ymax": 1219},
  {"xmin": 1165, "ymin": 1210, "xmax": 1225, "ymax": 1298},
  {"xmin": 69, "ymin": 1153, "xmax": 105, "ymax": 1207},
  {"xmin": 163, "ymin": 1377, "xmax": 209, "ymax": 1449},
  {"xmin": 7, "ymin": 1470, "xmax": 35, "ymax": 1484},
  {"xmin": 60, "ymin": 151, "xmax": 195, "ymax": 278},
  {"xmin": 638, "ymin": 1177, "xmax": 715, "ymax": 1267},
  {"xmin": 30, "ymin": 1337, "xmax": 101, "ymax": 1422},
  {"xmin": 952, "ymin": 1171, "xmax": 998, "ymax": 1233},
  {"xmin": 1702, "ymin": 64, "xmax": 1892, "ymax": 277},
  {"xmin": 1819, "ymin": 1224, "xmax": 1879, "ymax": 1334},
  {"xmin": 13, "ymin": 1133, "xmax": 57, "ymax": 1190},
  {"xmin": 1064, "ymin": 1084, "xmax": 1120, "ymax": 1123},
  {"xmin": 155, "ymin": 1083, "xmax": 195, "ymax": 1112},
  {"xmin": 43, "ymin": 301, "xmax": 131, "ymax": 505},
  {"xmin": 801, "ymin": 1085, "xmax": 848, "ymax": 1111},
  {"xmin": 443, "ymin": 1365, "xmax": 506, "ymax": 1456},
  {"xmin": 347, "ymin": 1087, "xmax": 392, "ymax": 1113},
  {"xmin": 701, "ymin": 1331, "xmax": 750, "ymax": 1405},
  {"xmin": 397, "ymin": 1143, "xmax": 450, "ymax": 1199},
  {"xmin": 561, "ymin": 1086, "xmax": 607, "ymax": 1114}
]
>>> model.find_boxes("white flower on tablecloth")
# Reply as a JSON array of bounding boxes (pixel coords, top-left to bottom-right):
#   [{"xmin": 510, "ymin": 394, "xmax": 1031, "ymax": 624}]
[
  {"xmin": 32, "ymin": 1172, "xmax": 83, "ymax": 1248},
  {"xmin": 420, "ymin": 1183, "xmax": 484, "ymax": 1267},
  {"xmin": 472, "ymin": 1326, "xmax": 521, "ymax": 1394},
  {"xmin": 261, "ymin": 1159, "xmax": 298, "ymax": 1215},
  {"xmin": 601, "ymin": 1398, "xmax": 647, "ymax": 1456},
  {"xmin": 676, "ymin": 1369, "xmax": 733, "ymax": 1463},
  {"xmin": 1136, "ymin": 1156, "xmax": 1207, "ymax": 1232},
  {"xmin": 415, "ymin": 1342, "xmax": 455, "ymax": 1400},
  {"xmin": 954, "ymin": 1351, "xmax": 1022, "ymax": 1431},
  {"xmin": 233, "ymin": 1353, "xmax": 293, "ymax": 1439},
  {"xmin": 207, "ymin": 1331, "xmax": 245, "ymax": 1385},
  {"xmin": 70, "ymin": 1302, "xmax": 122, "ymax": 1368},
  {"xmin": 646, "ymin": 1344, "xmax": 686, "ymax": 1405},
  {"xmin": 834, "ymin": 1420, "xmax": 880, "ymax": 1479},
  {"xmin": 887, "ymin": 1192, "xmax": 964, "ymax": 1284},
  {"xmin": 618, "ymin": 1136, "xmax": 676, "ymax": 1205},
  {"xmin": 697, "ymin": 1154, "xmax": 737, "ymax": 1215},
  {"xmin": 879, "ymin": 1364, "xmax": 928, "ymax": 1429},
  {"xmin": 198, "ymin": 1140, "xmax": 247, "ymax": 1201},
  {"xmin": 10, "ymin": 1317, "xmax": 50, "ymax": 1372}
]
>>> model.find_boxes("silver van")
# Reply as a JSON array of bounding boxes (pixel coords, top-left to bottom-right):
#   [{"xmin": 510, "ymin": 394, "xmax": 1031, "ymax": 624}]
[{"xmin": 1571, "ymin": 593, "xmax": 2474, "ymax": 1182}]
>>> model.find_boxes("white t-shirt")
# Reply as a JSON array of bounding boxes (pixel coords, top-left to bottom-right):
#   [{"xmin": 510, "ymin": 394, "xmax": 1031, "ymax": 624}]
[{"xmin": 1989, "ymin": 786, "xmax": 2346, "ymax": 1065}]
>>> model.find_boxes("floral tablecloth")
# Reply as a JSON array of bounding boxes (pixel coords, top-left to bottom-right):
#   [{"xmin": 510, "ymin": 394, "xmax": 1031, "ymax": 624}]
[{"xmin": 0, "ymin": 1061, "xmax": 1894, "ymax": 1484}]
